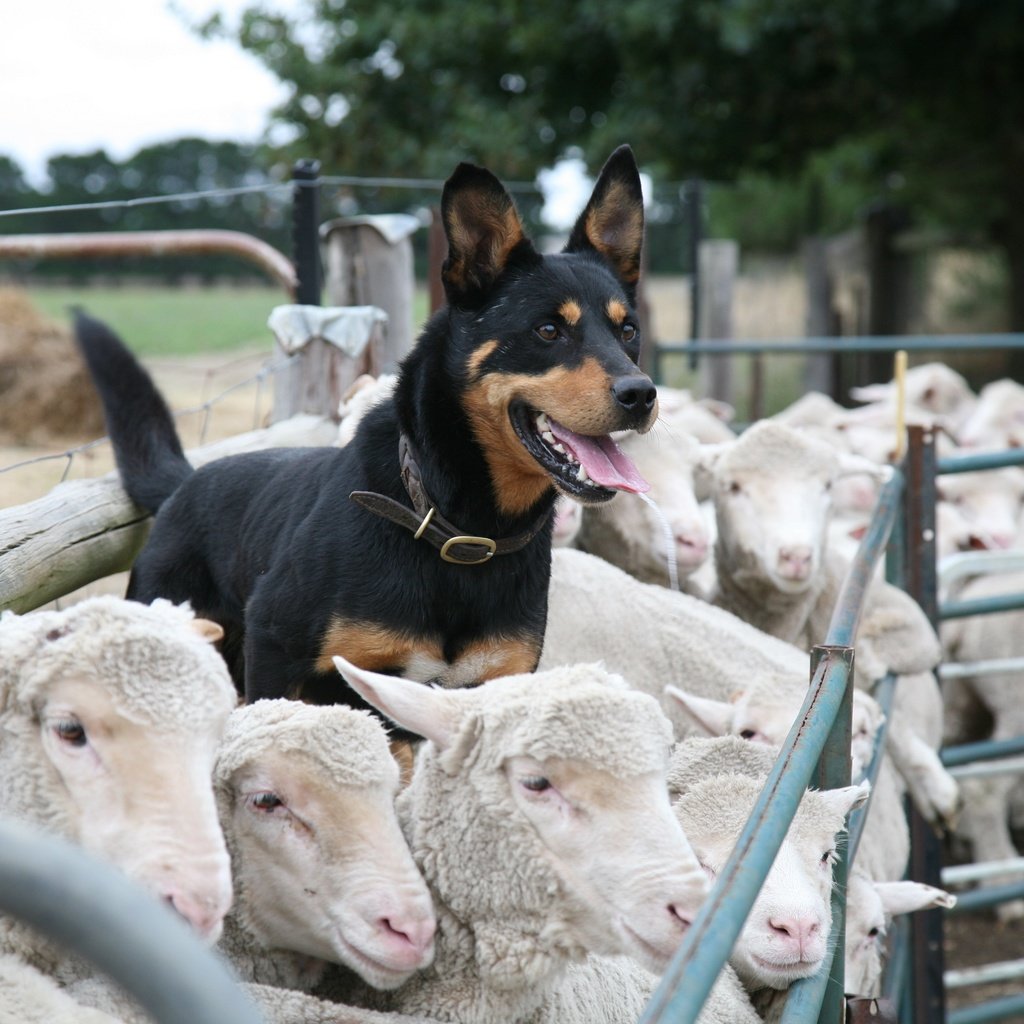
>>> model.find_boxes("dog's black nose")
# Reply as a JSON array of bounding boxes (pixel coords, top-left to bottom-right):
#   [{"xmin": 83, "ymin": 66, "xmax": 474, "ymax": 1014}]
[{"xmin": 612, "ymin": 375, "xmax": 657, "ymax": 414}]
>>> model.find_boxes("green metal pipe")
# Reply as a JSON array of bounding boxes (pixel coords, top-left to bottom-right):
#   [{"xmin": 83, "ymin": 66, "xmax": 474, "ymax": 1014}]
[
  {"xmin": 947, "ymin": 994, "xmax": 1024, "ymax": 1024},
  {"xmin": 942, "ymin": 735, "xmax": 1024, "ymax": 767},
  {"xmin": 940, "ymin": 592, "xmax": 1024, "ymax": 620},
  {"xmin": 938, "ymin": 449, "xmax": 1024, "ymax": 475},
  {"xmin": 847, "ymin": 674, "xmax": 896, "ymax": 862},
  {"xmin": 947, "ymin": 880, "xmax": 1024, "ymax": 914},
  {"xmin": 655, "ymin": 334, "xmax": 1024, "ymax": 357}
]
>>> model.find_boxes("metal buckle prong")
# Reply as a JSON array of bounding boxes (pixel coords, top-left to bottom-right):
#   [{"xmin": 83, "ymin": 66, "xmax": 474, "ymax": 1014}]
[{"xmin": 413, "ymin": 507, "xmax": 436, "ymax": 540}]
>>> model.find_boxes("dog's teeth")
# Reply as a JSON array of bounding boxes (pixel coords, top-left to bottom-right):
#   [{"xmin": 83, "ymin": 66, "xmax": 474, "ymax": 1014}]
[
  {"xmin": 542, "ymin": 430, "xmax": 556, "ymax": 444},
  {"xmin": 577, "ymin": 464, "xmax": 590, "ymax": 483},
  {"xmin": 536, "ymin": 413, "xmax": 550, "ymax": 431},
  {"xmin": 553, "ymin": 443, "xmax": 566, "ymax": 455},
  {"xmin": 566, "ymin": 450, "xmax": 578, "ymax": 464}
]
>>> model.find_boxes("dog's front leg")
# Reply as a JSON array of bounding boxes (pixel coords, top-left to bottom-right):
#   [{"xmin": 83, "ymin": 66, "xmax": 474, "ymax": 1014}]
[{"xmin": 242, "ymin": 624, "xmax": 297, "ymax": 704}]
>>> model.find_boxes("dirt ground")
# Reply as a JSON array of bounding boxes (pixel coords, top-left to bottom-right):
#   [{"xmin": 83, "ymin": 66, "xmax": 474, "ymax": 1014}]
[{"xmin": 946, "ymin": 913, "xmax": 1024, "ymax": 1018}]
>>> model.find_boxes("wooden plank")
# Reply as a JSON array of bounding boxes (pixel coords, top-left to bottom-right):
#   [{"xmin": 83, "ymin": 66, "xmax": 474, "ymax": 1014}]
[{"xmin": 0, "ymin": 415, "xmax": 337, "ymax": 614}]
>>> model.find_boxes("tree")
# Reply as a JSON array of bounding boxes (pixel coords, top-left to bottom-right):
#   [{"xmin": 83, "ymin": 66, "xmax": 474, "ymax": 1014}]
[{"xmin": 211, "ymin": 0, "xmax": 1024, "ymax": 326}]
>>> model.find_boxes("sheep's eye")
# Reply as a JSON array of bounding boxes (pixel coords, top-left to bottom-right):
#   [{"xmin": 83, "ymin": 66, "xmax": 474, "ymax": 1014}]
[
  {"xmin": 867, "ymin": 926, "xmax": 882, "ymax": 939},
  {"xmin": 739, "ymin": 728, "xmax": 757, "ymax": 740},
  {"xmin": 621, "ymin": 322, "xmax": 638, "ymax": 343},
  {"xmin": 521, "ymin": 776, "xmax": 551, "ymax": 793},
  {"xmin": 535, "ymin": 324, "xmax": 559, "ymax": 342},
  {"xmin": 821, "ymin": 848, "xmax": 837, "ymax": 866},
  {"xmin": 249, "ymin": 792, "xmax": 284, "ymax": 813},
  {"xmin": 54, "ymin": 719, "xmax": 86, "ymax": 747},
  {"xmin": 824, "ymin": 480, "xmax": 833, "ymax": 492},
  {"xmin": 727, "ymin": 481, "xmax": 742, "ymax": 495}
]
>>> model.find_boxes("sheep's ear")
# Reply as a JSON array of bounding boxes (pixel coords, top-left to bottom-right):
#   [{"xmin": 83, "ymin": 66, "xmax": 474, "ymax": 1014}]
[
  {"xmin": 835, "ymin": 453, "xmax": 894, "ymax": 480},
  {"xmin": 664, "ymin": 686, "xmax": 734, "ymax": 737},
  {"xmin": 875, "ymin": 880, "xmax": 956, "ymax": 915},
  {"xmin": 849, "ymin": 383, "xmax": 892, "ymax": 404},
  {"xmin": 332, "ymin": 655, "xmax": 461, "ymax": 749},
  {"xmin": 819, "ymin": 779, "xmax": 871, "ymax": 818},
  {"xmin": 564, "ymin": 145, "xmax": 644, "ymax": 296},
  {"xmin": 694, "ymin": 442, "xmax": 731, "ymax": 493},
  {"xmin": 189, "ymin": 618, "xmax": 224, "ymax": 644}
]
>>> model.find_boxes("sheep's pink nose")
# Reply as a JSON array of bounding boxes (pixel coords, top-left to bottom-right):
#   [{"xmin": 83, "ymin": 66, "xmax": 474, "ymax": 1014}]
[
  {"xmin": 777, "ymin": 546, "xmax": 813, "ymax": 580},
  {"xmin": 667, "ymin": 903, "xmax": 693, "ymax": 933},
  {"xmin": 379, "ymin": 913, "xmax": 437, "ymax": 960},
  {"xmin": 673, "ymin": 529, "xmax": 708, "ymax": 564},
  {"xmin": 163, "ymin": 890, "xmax": 225, "ymax": 943},
  {"xmin": 769, "ymin": 914, "xmax": 821, "ymax": 958}
]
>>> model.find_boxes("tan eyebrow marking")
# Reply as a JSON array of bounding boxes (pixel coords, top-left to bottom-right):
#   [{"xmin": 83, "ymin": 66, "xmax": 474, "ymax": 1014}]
[
  {"xmin": 558, "ymin": 300, "xmax": 583, "ymax": 327},
  {"xmin": 606, "ymin": 299, "xmax": 628, "ymax": 325}
]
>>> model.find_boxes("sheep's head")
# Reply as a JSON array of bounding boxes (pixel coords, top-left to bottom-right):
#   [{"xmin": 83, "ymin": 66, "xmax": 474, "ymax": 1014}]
[
  {"xmin": 666, "ymin": 682, "xmax": 883, "ymax": 781},
  {"xmin": 334, "ymin": 655, "xmax": 707, "ymax": 977},
  {"xmin": 936, "ymin": 467, "xmax": 1024, "ymax": 551},
  {"xmin": 700, "ymin": 422, "xmax": 888, "ymax": 596},
  {"xmin": 844, "ymin": 870, "xmax": 955, "ymax": 997},
  {"xmin": 676, "ymin": 775, "xmax": 869, "ymax": 991},
  {"xmin": 0, "ymin": 597, "xmax": 237, "ymax": 942},
  {"xmin": 214, "ymin": 701, "xmax": 435, "ymax": 990}
]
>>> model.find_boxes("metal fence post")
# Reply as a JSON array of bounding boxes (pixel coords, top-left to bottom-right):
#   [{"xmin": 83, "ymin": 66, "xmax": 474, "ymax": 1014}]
[
  {"xmin": 292, "ymin": 159, "xmax": 322, "ymax": 306},
  {"xmin": 812, "ymin": 643, "xmax": 854, "ymax": 1024},
  {"xmin": 903, "ymin": 424, "xmax": 947, "ymax": 1024},
  {"xmin": 685, "ymin": 178, "xmax": 703, "ymax": 371}
]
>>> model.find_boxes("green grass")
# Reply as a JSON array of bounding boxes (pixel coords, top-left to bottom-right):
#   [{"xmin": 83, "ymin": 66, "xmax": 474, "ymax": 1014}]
[
  {"xmin": 25, "ymin": 284, "xmax": 286, "ymax": 356},
  {"xmin": 25, "ymin": 283, "xmax": 435, "ymax": 357}
]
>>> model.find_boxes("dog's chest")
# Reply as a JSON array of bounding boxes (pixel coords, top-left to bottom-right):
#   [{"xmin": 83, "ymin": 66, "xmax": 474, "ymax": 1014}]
[{"xmin": 315, "ymin": 617, "xmax": 541, "ymax": 688}]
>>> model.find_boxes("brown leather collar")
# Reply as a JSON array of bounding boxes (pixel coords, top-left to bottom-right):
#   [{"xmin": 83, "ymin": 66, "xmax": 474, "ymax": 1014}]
[{"xmin": 349, "ymin": 433, "xmax": 553, "ymax": 566}]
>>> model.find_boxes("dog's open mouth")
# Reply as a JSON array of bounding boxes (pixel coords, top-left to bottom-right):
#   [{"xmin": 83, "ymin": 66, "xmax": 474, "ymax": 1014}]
[{"xmin": 510, "ymin": 403, "xmax": 649, "ymax": 502}]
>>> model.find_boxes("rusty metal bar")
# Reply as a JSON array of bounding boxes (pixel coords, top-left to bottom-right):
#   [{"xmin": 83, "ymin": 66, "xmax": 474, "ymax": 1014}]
[{"xmin": 0, "ymin": 230, "xmax": 297, "ymax": 295}]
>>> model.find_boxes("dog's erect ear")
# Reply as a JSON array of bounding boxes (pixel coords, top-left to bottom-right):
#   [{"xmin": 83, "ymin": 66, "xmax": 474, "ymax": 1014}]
[
  {"xmin": 441, "ymin": 163, "xmax": 533, "ymax": 306},
  {"xmin": 565, "ymin": 145, "xmax": 644, "ymax": 295}
]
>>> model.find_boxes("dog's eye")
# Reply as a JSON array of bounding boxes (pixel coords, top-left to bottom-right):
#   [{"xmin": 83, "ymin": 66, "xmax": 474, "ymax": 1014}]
[
  {"xmin": 621, "ymin": 323, "xmax": 638, "ymax": 343},
  {"xmin": 535, "ymin": 324, "xmax": 560, "ymax": 343}
]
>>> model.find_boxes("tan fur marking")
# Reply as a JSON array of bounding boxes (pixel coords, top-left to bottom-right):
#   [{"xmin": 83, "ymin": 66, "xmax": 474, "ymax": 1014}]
[
  {"xmin": 466, "ymin": 340, "xmax": 500, "ymax": 380},
  {"xmin": 316, "ymin": 619, "xmax": 443, "ymax": 676},
  {"xmin": 463, "ymin": 357, "xmax": 656, "ymax": 516},
  {"xmin": 584, "ymin": 180, "xmax": 643, "ymax": 284},
  {"xmin": 456, "ymin": 634, "xmax": 541, "ymax": 681},
  {"xmin": 558, "ymin": 300, "xmax": 583, "ymax": 327},
  {"xmin": 606, "ymin": 299, "xmax": 628, "ymax": 325},
  {"xmin": 390, "ymin": 739, "xmax": 416, "ymax": 788}
]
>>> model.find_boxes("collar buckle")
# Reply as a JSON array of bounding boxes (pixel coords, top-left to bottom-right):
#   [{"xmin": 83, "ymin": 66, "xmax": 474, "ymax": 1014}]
[{"xmin": 439, "ymin": 536, "xmax": 497, "ymax": 565}]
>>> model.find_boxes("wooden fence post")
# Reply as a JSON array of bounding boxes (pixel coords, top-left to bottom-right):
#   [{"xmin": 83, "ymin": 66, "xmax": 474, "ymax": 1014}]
[
  {"xmin": 321, "ymin": 214, "xmax": 420, "ymax": 368},
  {"xmin": 697, "ymin": 239, "xmax": 738, "ymax": 406}
]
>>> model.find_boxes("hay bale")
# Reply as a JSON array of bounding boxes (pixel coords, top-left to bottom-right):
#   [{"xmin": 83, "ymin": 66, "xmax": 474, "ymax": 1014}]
[{"xmin": 0, "ymin": 289, "xmax": 105, "ymax": 443}]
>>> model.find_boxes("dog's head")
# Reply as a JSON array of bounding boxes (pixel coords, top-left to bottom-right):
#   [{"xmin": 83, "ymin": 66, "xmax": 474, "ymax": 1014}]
[{"xmin": 442, "ymin": 146, "xmax": 657, "ymax": 515}]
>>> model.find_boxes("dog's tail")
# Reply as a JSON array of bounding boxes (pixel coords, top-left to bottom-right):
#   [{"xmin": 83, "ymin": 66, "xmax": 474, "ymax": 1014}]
[{"xmin": 75, "ymin": 311, "xmax": 193, "ymax": 514}]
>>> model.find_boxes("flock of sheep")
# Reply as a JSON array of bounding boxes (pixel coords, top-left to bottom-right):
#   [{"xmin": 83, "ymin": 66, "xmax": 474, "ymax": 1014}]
[{"xmin": 1, "ymin": 362, "xmax": 1021, "ymax": 1023}]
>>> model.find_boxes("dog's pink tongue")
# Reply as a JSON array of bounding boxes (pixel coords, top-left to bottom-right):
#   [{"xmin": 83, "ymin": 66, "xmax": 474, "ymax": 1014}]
[{"xmin": 548, "ymin": 418, "xmax": 649, "ymax": 493}]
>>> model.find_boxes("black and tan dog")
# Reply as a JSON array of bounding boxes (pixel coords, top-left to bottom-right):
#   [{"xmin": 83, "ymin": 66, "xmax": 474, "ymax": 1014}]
[{"xmin": 76, "ymin": 145, "xmax": 657, "ymax": 714}]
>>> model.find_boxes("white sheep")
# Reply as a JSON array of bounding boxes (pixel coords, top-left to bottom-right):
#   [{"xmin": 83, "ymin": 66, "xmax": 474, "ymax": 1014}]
[
  {"xmin": 936, "ymin": 465, "xmax": 1024, "ymax": 552},
  {"xmin": 656, "ymin": 386, "xmax": 737, "ymax": 443},
  {"xmin": 213, "ymin": 700, "xmax": 436, "ymax": 994},
  {"xmin": 0, "ymin": 597, "xmax": 237, "ymax": 985},
  {"xmin": 540, "ymin": 548, "xmax": 811, "ymax": 737},
  {"xmin": 575, "ymin": 428, "xmax": 710, "ymax": 592},
  {"xmin": 849, "ymin": 362, "xmax": 976, "ymax": 435},
  {"xmin": 336, "ymin": 373, "xmax": 399, "ymax": 448},
  {"xmin": 941, "ymin": 569, "xmax": 1024, "ymax": 919},
  {"xmin": 0, "ymin": 955, "xmax": 122, "ymax": 1024},
  {"xmin": 957, "ymin": 378, "xmax": 1024, "ymax": 450},
  {"xmin": 700, "ymin": 420, "xmax": 958, "ymax": 826},
  {"xmin": 327, "ymin": 655, "xmax": 760, "ymax": 1024},
  {"xmin": 668, "ymin": 737, "xmax": 869, "ymax": 1018},
  {"xmin": 664, "ymin": 689, "xmax": 910, "ymax": 884},
  {"xmin": 843, "ymin": 868, "xmax": 955, "ymax": 998}
]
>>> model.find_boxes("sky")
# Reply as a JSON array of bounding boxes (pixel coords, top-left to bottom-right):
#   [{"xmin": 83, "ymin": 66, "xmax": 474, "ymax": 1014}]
[
  {"xmin": 1, "ymin": 0, "xmax": 597, "ymax": 222},
  {"xmin": 2, "ymin": 0, "xmax": 299, "ymax": 185}
]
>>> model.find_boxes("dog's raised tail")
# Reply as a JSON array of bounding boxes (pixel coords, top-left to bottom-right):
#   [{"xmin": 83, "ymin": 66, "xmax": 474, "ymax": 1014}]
[{"xmin": 75, "ymin": 311, "xmax": 193, "ymax": 514}]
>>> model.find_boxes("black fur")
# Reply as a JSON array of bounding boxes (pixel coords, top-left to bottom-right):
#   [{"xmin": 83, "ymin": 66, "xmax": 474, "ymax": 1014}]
[{"xmin": 76, "ymin": 146, "xmax": 655, "ymax": 717}]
